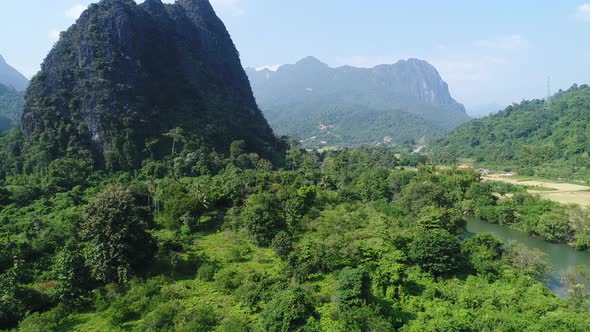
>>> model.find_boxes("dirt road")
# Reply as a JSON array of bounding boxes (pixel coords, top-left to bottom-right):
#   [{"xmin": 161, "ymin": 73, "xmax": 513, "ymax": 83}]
[{"xmin": 485, "ymin": 176, "xmax": 590, "ymax": 206}]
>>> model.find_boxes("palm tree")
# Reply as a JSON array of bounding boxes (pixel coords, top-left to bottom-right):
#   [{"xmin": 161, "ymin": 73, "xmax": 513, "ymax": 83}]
[{"xmin": 163, "ymin": 127, "xmax": 185, "ymax": 156}]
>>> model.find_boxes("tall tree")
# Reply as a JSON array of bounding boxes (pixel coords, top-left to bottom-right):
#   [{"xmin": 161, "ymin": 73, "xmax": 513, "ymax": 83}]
[
  {"xmin": 52, "ymin": 241, "xmax": 91, "ymax": 306},
  {"xmin": 409, "ymin": 229, "xmax": 461, "ymax": 277},
  {"xmin": 80, "ymin": 186, "xmax": 155, "ymax": 283},
  {"xmin": 164, "ymin": 127, "xmax": 185, "ymax": 156}
]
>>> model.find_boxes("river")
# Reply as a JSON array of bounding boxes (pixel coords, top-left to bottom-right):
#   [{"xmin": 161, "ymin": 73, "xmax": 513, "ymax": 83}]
[{"xmin": 466, "ymin": 218, "xmax": 590, "ymax": 297}]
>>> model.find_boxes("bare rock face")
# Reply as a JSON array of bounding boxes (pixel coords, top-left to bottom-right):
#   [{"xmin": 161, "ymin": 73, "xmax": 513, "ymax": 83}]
[{"xmin": 21, "ymin": 0, "xmax": 278, "ymax": 170}]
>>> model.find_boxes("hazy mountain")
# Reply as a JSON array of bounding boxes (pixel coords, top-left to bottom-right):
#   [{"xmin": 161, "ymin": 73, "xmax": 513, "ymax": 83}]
[
  {"xmin": 246, "ymin": 56, "xmax": 470, "ymax": 147},
  {"xmin": 466, "ymin": 102, "xmax": 506, "ymax": 118},
  {"xmin": 0, "ymin": 83, "xmax": 24, "ymax": 131},
  {"xmin": 20, "ymin": 0, "xmax": 280, "ymax": 170},
  {"xmin": 0, "ymin": 54, "xmax": 29, "ymax": 91}
]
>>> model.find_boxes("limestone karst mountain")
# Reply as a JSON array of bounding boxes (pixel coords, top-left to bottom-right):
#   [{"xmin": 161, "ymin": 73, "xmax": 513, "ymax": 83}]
[{"xmin": 20, "ymin": 0, "xmax": 280, "ymax": 170}]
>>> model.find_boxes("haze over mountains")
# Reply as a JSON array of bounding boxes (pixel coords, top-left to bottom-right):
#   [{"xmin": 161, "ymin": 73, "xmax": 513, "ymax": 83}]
[
  {"xmin": 466, "ymin": 102, "xmax": 506, "ymax": 118},
  {"xmin": 0, "ymin": 55, "xmax": 28, "ymax": 132},
  {"xmin": 247, "ymin": 56, "xmax": 470, "ymax": 147},
  {"xmin": 0, "ymin": 54, "xmax": 29, "ymax": 92},
  {"xmin": 0, "ymin": 84, "xmax": 24, "ymax": 132}
]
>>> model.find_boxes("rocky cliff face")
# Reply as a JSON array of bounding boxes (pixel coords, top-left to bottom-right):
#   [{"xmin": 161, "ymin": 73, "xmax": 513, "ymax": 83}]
[
  {"xmin": 0, "ymin": 55, "xmax": 29, "ymax": 92},
  {"xmin": 21, "ymin": 0, "xmax": 278, "ymax": 170},
  {"xmin": 371, "ymin": 59, "xmax": 462, "ymax": 108},
  {"xmin": 246, "ymin": 57, "xmax": 469, "ymax": 147}
]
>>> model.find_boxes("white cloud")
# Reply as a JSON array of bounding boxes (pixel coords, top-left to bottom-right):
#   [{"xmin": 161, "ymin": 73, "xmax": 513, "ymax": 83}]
[
  {"xmin": 255, "ymin": 64, "xmax": 281, "ymax": 71},
  {"xmin": 211, "ymin": 0, "xmax": 244, "ymax": 16},
  {"xmin": 65, "ymin": 4, "xmax": 87, "ymax": 20},
  {"xmin": 476, "ymin": 35, "xmax": 526, "ymax": 50},
  {"xmin": 48, "ymin": 29, "xmax": 62, "ymax": 42},
  {"xmin": 576, "ymin": 3, "xmax": 590, "ymax": 21}
]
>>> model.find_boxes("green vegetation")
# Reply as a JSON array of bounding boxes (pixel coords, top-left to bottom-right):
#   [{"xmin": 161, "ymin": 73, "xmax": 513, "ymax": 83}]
[
  {"xmin": 434, "ymin": 84, "xmax": 590, "ymax": 181},
  {"xmin": 1, "ymin": 140, "xmax": 590, "ymax": 331},
  {"xmin": 3, "ymin": 1, "xmax": 590, "ymax": 330}
]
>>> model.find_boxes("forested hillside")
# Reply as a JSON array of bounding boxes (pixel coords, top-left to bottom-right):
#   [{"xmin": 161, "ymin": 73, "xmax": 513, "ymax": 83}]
[{"xmin": 434, "ymin": 84, "xmax": 590, "ymax": 180}]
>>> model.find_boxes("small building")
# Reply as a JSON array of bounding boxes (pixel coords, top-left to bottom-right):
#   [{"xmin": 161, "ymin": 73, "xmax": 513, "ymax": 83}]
[{"xmin": 457, "ymin": 164, "xmax": 471, "ymax": 170}]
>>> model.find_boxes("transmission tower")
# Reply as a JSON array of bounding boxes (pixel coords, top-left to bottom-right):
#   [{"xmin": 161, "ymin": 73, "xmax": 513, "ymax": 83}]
[{"xmin": 545, "ymin": 76, "xmax": 552, "ymax": 110}]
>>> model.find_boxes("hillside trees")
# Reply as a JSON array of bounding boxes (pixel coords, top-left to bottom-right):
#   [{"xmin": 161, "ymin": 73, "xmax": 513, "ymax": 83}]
[{"xmin": 435, "ymin": 84, "xmax": 590, "ymax": 180}]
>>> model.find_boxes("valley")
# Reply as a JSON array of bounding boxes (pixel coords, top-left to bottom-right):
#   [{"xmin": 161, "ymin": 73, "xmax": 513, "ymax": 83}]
[{"xmin": 1, "ymin": 0, "xmax": 590, "ymax": 331}]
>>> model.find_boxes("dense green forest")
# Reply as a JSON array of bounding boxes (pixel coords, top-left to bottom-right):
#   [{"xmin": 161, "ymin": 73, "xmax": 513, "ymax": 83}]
[
  {"xmin": 264, "ymin": 103, "xmax": 445, "ymax": 148},
  {"xmin": 1, "ymin": 129, "xmax": 590, "ymax": 331},
  {"xmin": 433, "ymin": 84, "xmax": 590, "ymax": 181}
]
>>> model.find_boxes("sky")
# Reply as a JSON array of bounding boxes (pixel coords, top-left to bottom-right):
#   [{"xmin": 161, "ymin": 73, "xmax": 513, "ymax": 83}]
[{"xmin": 1, "ymin": 0, "xmax": 589, "ymax": 107}]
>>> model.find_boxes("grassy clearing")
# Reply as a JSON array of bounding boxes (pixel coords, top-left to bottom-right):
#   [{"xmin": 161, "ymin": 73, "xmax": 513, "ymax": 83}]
[
  {"xmin": 509, "ymin": 175, "xmax": 572, "ymax": 184},
  {"xmin": 521, "ymin": 185, "xmax": 559, "ymax": 192}
]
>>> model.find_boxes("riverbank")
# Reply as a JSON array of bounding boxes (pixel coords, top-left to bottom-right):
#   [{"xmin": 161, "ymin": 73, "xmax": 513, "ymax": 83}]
[{"xmin": 466, "ymin": 218, "xmax": 590, "ymax": 297}]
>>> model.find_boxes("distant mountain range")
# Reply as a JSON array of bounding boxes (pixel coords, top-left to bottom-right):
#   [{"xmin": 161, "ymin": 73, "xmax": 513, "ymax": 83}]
[
  {"xmin": 0, "ymin": 54, "xmax": 28, "ymax": 92},
  {"xmin": 0, "ymin": 55, "xmax": 27, "ymax": 131},
  {"xmin": 0, "ymin": 83, "xmax": 24, "ymax": 132},
  {"xmin": 246, "ymin": 56, "xmax": 470, "ymax": 147}
]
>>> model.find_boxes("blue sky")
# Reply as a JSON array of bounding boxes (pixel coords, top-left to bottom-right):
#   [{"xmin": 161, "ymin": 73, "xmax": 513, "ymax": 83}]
[{"xmin": 1, "ymin": 0, "xmax": 589, "ymax": 107}]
